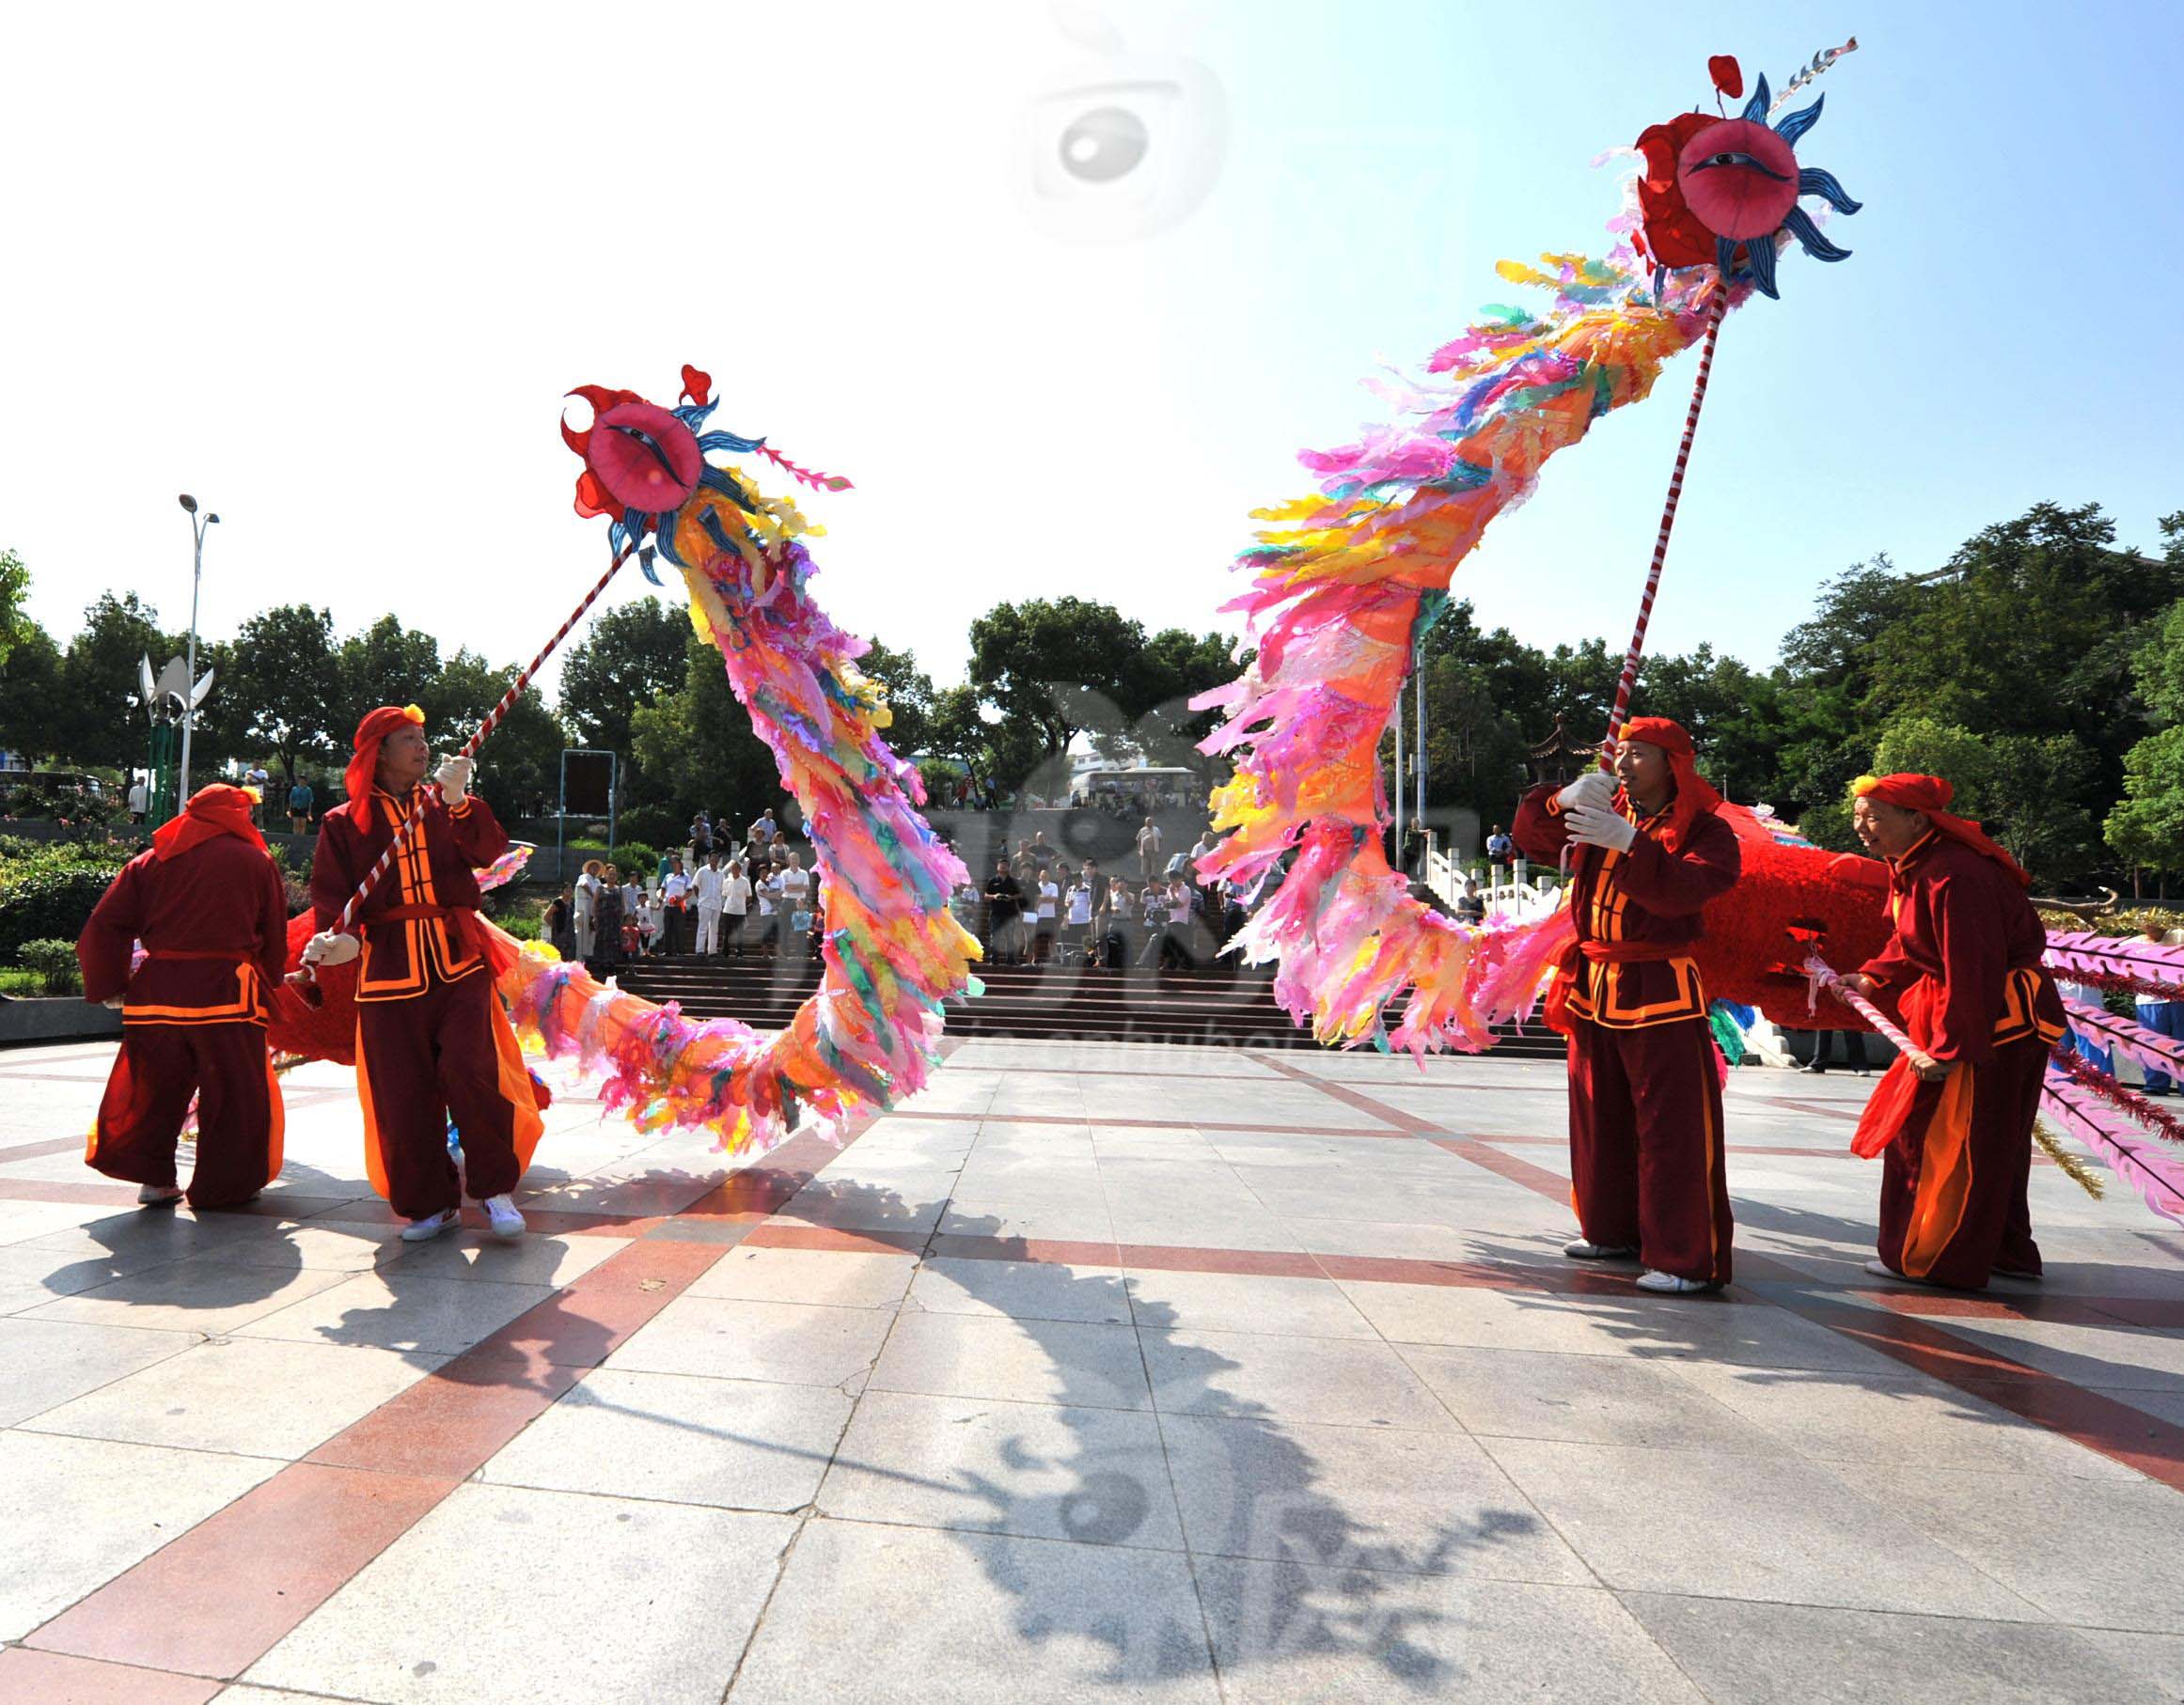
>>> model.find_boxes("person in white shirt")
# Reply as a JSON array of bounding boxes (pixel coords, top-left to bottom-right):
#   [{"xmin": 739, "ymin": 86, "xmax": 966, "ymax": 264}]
[
  {"xmin": 641, "ymin": 888, "xmax": 665, "ymax": 956},
  {"xmin": 720, "ymin": 858, "xmax": 752, "ymax": 955},
  {"xmin": 755, "ymin": 868, "xmax": 782, "ymax": 954},
  {"xmin": 1033, "ymin": 872, "xmax": 1060, "ymax": 962},
  {"xmin": 126, "ymin": 774, "xmax": 149, "ymax": 823},
  {"xmin": 660, "ymin": 855, "xmax": 691, "ymax": 955},
  {"xmin": 1136, "ymin": 816, "xmax": 1163, "ymax": 880},
  {"xmin": 692, "ymin": 851, "xmax": 725, "ymax": 955},
  {"xmin": 746, "ymin": 807, "xmax": 778, "ymax": 856},
  {"xmin": 573, "ymin": 859, "xmax": 602, "ymax": 958},
  {"xmin": 778, "ymin": 851, "xmax": 812, "ymax": 914}
]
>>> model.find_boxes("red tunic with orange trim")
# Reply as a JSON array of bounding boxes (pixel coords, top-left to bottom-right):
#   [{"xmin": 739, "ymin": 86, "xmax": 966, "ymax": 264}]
[
  {"xmin": 309, "ymin": 788, "xmax": 508, "ymax": 997},
  {"xmin": 1512, "ymin": 784, "xmax": 1742, "ymax": 1027},
  {"xmin": 1850, "ymin": 830, "xmax": 2065, "ymax": 1287},
  {"xmin": 1856, "ymin": 830, "xmax": 2065, "ymax": 1065},
  {"xmin": 79, "ymin": 837, "xmax": 289, "ymax": 1025}
]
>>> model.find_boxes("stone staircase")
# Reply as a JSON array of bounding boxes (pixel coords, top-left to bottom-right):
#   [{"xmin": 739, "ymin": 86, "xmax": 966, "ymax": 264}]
[{"xmin": 612, "ymin": 954, "xmax": 1565, "ymax": 1057}]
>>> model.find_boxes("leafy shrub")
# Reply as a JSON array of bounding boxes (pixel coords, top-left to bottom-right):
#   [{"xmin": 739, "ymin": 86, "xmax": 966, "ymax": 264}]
[
  {"xmin": 617, "ymin": 805, "xmax": 686, "ymax": 851},
  {"xmin": 0, "ymin": 838, "xmax": 129, "ymax": 965},
  {"xmin": 17, "ymin": 938, "xmax": 82, "ymax": 994}
]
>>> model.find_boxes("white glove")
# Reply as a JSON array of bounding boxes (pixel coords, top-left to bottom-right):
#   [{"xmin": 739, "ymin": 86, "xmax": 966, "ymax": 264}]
[
  {"xmin": 1555, "ymin": 769, "xmax": 1616, "ymax": 813},
  {"xmin": 102, "ymin": 995, "xmax": 125, "ymax": 1010},
  {"xmin": 1564, "ymin": 803, "xmax": 1638, "ymax": 854},
  {"xmin": 303, "ymin": 931, "xmax": 361, "ymax": 967},
  {"xmin": 433, "ymin": 754, "xmax": 474, "ymax": 801}
]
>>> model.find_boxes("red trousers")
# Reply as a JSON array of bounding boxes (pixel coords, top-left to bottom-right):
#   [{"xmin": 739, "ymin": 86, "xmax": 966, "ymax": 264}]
[
  {"xmin": 1565, "ymin": 1015, "xmax": 1734, "ymax": 1285},
  {"xmin": 90, "ymin": 1022, "xmax": 283, "ymax": 1209},
  {"xmin": 1876, "ymin": 1037, "xmax": 2045, "ymax": 1289},
  {"xmin": 357, "ymin": 972, "xmax": 522, "ymax": 1220}
]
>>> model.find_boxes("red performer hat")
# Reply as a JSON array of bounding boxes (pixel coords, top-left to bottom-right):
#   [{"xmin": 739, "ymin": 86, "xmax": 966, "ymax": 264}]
[
  {"xmin": 344, "ymin": 703, "xmax": 426, "ymax": 829},
  {"xmin": 1616, "ymin": 715, "xmax": 1721, "ymax": 853},
  {"xmin": 1850, "ymin": 773, "xmax": 2029, "ymax": 886},
  {"xmin": 152, "ymin": 783, "xmax": 268, "ymax": 862}
]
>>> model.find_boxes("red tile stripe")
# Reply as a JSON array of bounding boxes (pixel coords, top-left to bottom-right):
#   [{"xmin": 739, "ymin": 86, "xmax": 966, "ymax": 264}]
[
  {"xmin": 0, "ymin": 1647, "xmax": 223, "ymax": 1703},
  {"xmin": 17, "ymin": 1080, "xmax": 919, "ymax": 1682},
  {"xmin": 1265, "ymin": 1039, "xmax": 2184, "ymax": 1495}
]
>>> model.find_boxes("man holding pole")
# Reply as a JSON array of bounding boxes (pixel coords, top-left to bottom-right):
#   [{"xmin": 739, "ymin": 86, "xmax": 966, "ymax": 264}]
[
  {"xmin": 303, "ymin": 706, "xmax": 542, "ymax": 1242},
  {"xmin": 1514, "ymin": 716, "xmax": 1741, "ymax": 1293},
  {"xmin": 1837, "ymin": 774, "xmax": 2064, "ymax": 1289}
]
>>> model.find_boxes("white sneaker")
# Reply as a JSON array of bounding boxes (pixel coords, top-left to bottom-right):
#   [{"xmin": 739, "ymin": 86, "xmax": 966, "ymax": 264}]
[
  {"xmin": 1563, "ymin": 1239, "xmax": 1638, "ymax": 1261},
  {"xmin": 401, "ymin": 1208, "xmax": 461, "ymax": 1243},
  {"xmin": 136, "ymin": 1183, "xmax": 185, "ymax": 1206},
  {"xmin": 479, "ymin": 1194, "xmax": 526, "ymax": 1242},
  {"xmin": 1636, "ymin": 1269, "xmax": 1716, "ymax": 1294}
]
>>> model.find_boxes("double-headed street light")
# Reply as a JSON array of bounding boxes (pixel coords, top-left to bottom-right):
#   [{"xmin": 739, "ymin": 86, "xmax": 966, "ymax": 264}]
[{"xmin": 177, "ymin": 493, "xmax": 220, "ymax": 801}]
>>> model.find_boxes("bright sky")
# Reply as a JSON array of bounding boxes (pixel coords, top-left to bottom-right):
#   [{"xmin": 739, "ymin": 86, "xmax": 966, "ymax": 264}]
[{"xmin": 5, "ymin": 1, "xmax": 2177, "ymax": 701}]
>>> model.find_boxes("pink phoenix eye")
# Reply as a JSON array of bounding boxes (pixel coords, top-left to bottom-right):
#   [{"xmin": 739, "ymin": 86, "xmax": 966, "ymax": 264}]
[
  {"xmin": 587, "ymin": 399, "xmax": 704, "ymax": 513},
  {"xmin": 1674, "ymin": 117, "xmax": 1799, "ymax": 240}
]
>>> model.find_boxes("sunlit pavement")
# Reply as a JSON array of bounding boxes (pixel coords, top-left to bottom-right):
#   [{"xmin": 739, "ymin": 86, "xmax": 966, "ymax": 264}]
[{"xmin": 3, "ymin": 1034, "xmax": 2183, "ymax": 1702}]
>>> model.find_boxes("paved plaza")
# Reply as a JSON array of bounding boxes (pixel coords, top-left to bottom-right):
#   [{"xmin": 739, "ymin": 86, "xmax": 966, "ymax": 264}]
[{"xmin": 1, "ymin": 1035, "xmax": 2182, "ymax": 1701}]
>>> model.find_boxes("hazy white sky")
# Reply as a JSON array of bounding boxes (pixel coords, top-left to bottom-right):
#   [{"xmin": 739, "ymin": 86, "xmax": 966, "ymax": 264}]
[{"xmin": 5, "ymin": 1, "xmax": 2178, "ymax": 700}]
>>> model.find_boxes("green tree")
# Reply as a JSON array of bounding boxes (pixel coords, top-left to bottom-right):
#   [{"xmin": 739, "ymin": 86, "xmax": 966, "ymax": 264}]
[
  {"xmin": 1118, "ymin": 629, "xmax": 1243, "ymax": 782},
  {"xmin": 55, "ymin": 592, "xmax": 176, "ymax": 771},
  {"xmin": 0, "ymin": 548, "xmax": 29, "ymax": 668},
  {"xmin": 558, "ymin": 597, "xmax": 689, "ymax": 759},
  {"xmin": 966, "ymin": 598, "xmax": 1154, "ymax": 779},
  {"xmin": 429, "ymin": 649, "xmax": 562, "ymax": 821},
  {"xmin": 336, "ymin": 614, "xmax": 443, "ymax": 737},
  {"xmin": 2106, "ymin": 728, "xmax": 2184, "ymax": 892},
  {"xmin": 2130, "ymin": 595, "xmax": 2184, "ymax": 726},
  {"xmin": 0, "ymin": 620, "xmax": 63, "ymax": 763},
  {"xmin": 856, "ymin": 638, "xmax": 935, "ymax": 760},
  {"xmin": 630, "ymin": 633, "xmax": 782, "ymax": 827},
  {"xmin": 218, "ymin": 604, "xmax": 340, "ymax": 788}
]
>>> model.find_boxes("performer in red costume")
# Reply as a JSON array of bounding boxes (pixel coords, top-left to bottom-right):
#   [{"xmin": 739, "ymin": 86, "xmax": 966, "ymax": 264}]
[
  {"xmin": 1840, "ymin": 774, "xmax": 2064, "ymax": 1289},
  {"xmin": 1514, "ymin": 717, "xmax": 1742, "ymax": 1292},
  {"xmin": 305, "ymin": 706, "xmax": 542, "ymax": 1242},
  {"xmin": 77, "ymin": 784, "xmax": 289, "ymax": 1208}
]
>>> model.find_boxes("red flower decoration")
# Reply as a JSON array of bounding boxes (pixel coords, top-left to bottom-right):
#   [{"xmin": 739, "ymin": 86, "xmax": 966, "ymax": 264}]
[{"xmin": 1707, "ymin": 55, "xmax": 1743, "ymax": 100}]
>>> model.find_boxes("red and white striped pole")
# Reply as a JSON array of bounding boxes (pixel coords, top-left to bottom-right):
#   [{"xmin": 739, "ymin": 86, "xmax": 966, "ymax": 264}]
[
  {"xmin": 299, "ymin": 541, "xmax": 637, "ymax": 992},
  {"xmin": 1601, "ymin": 282, "xmax": 1731, "ymax": 756},
  {"xmin": 1802, "ymin": 950, "xmax": 1939, "ymax": 1073}
]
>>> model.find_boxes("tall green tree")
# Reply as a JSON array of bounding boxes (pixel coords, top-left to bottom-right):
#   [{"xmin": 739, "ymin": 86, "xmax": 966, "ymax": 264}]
[
  {"xmin": 428, "ymin": 649, "xmax": 562, "ymax": 821},
  {"xmin": 218, "ymin": 604, "xmax": 340, "ymax": 788},
  {"xmin": 0, "ymin": 548, "xmax": 30, "ymax": 668},
  {"xmin": 0, "ymin": 619, "xmax": 62, "ymax": 763},
  {"xmin": 966, "ymin": 598, "xmax": 1153, "ymax": 775},
  {"xmin": 336, "ymin": 614, "xmax": 443, "ymax": 737},
  {"xmin": 558, "ymin": 597, "xmax": 689, "ymax": 759},
  {"xmin": 629, "ymin": 633, "xmax": 782, "ymax": 827},
  {"xmin": 856, "ymin": 639, "xmax": 935, "ymax": 759},
  {"xmin": 55, "ymin": 592, "xmax": 176, "ymax": 771}
]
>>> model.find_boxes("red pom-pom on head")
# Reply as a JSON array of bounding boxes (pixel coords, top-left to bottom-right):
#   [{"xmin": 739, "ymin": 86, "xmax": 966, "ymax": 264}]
[
  {"xmin": 1708, "ymin": 55, "xmax": 1743, "ymax": 99},
  {"xmin": 680, "ymin": 364, "xmax": 712, "ymax": 408}
]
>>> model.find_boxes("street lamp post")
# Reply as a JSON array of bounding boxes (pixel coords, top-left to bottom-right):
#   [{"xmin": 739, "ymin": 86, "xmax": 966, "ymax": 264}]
[{"xmin": 176, "ymin": 494, "xmax": 219, "ymax": 802}]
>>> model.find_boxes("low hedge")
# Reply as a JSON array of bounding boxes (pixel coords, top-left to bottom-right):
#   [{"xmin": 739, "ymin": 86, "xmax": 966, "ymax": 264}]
[
  {"xmin": 0, "ymin": 837, "xmax": 129, "ymax": 966},
  {"xmin": 17, "ymin": 938, "xmax": 81, "ymax": 994}
]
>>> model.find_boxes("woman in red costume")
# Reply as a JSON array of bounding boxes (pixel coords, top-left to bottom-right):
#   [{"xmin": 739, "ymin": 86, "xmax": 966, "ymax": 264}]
[
  {"xmin": 1514, "ymin": 716, "xmax": 1742, "ymax": 1293},
  {"xmin": 304, "ymin": 706, "xmax": 542, "ymax": 1242},
  {"xmin": 77, "ymin": 784, "xmax": 290, "ymax": 1208},
  {"xmin": 1840, "ymin": 774, "xmax": 2064, "ymax": 1289}
]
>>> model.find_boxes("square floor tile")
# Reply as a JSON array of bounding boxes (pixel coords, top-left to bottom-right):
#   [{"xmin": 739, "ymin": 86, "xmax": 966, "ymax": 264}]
[
  {"xmin": 0, "ymin": 1430, "xmax": 277, "ymax": 1642},
  {"xmin": 686, "ymin": 1245, "xmax": 916, "ymax": 1308},
  {"xmin": 244, "ymin": 1483, "xmax": 793, "ymax": 1703},
  {"xmin": 18, "ymin": 1332, "xmax": 446, "ymax": 1459},
  {"xmin": 1620, "ymin": 1592, "xmax": 2162, "ymax": 1705},
  {"xmin": 232, "ymin": 1269, "xmax": 552, "ymax": 1356},
  {"xmin": 910, "ymin": 1257, "xmax": 1130, "ymax": 1324},
  {"xmin": 609, "ymin": 1294, "xmax": 895, "ymax": 1388},
  {"xmin": 1124, "ymin": 1271, "xmax": 1375, "ymax": 1340},
  {"xmin": 1480, "ymin": 1437, "xmax": 2046, "ymax": 1619},
  {"xmin": 24, "ymin": 1256, "xmax": 355, "ymax": 1337},
  {"xmin": 1141, "ymin": 1329, "xmax": 1456, "ymax": 1431},
  {"xmin": 1830, "ymin": 1462, "xmax": 2184, "ymax": 1633},
  {"xmin": 732, "ymin": 1519, "xmax": 1218, "ymax": 1701},
  {"xmin": 1401, "ymin": 1344, "xmax": 1780, "ymax": 1452},
  {"xmin": 479, "ymin": 1368, "xmax": 850, "ymax": 1510},
  {"xmin": 1198, "ymin": 1562, "xmax": 1703, "ymax": 1702},
  {"xmin": 872, "ymin": 1311, "xmax": 1152, "ymax": 1411},
  {"xmin": 823, "ymin": 1388, "xmax": 1184, "ymax": 1549},
  {"xmin": 1159, "ymin": 1413, "xmax": 1585, "ymax": 1585},
  {"xmin": 0, "ymin": 1316, "xmax": 196, "ymax": 1428}
]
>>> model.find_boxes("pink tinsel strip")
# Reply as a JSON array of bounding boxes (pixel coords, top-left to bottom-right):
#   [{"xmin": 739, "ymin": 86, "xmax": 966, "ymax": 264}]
[
  {"xmin": 2044, "ymin": 931, "xmax": 2184, "ymax": 998},
  {"xmin": 2041, "ymin": 1074, "xmax": 2184, "ymax": 1224},
  {"xmin": 2048, "ymin": 1044, "xmax": 2184, "ymax": 1148},
  {"xmin": 2061, "ymin": 998, "xmax": 2184, "ymax": 1081}
]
